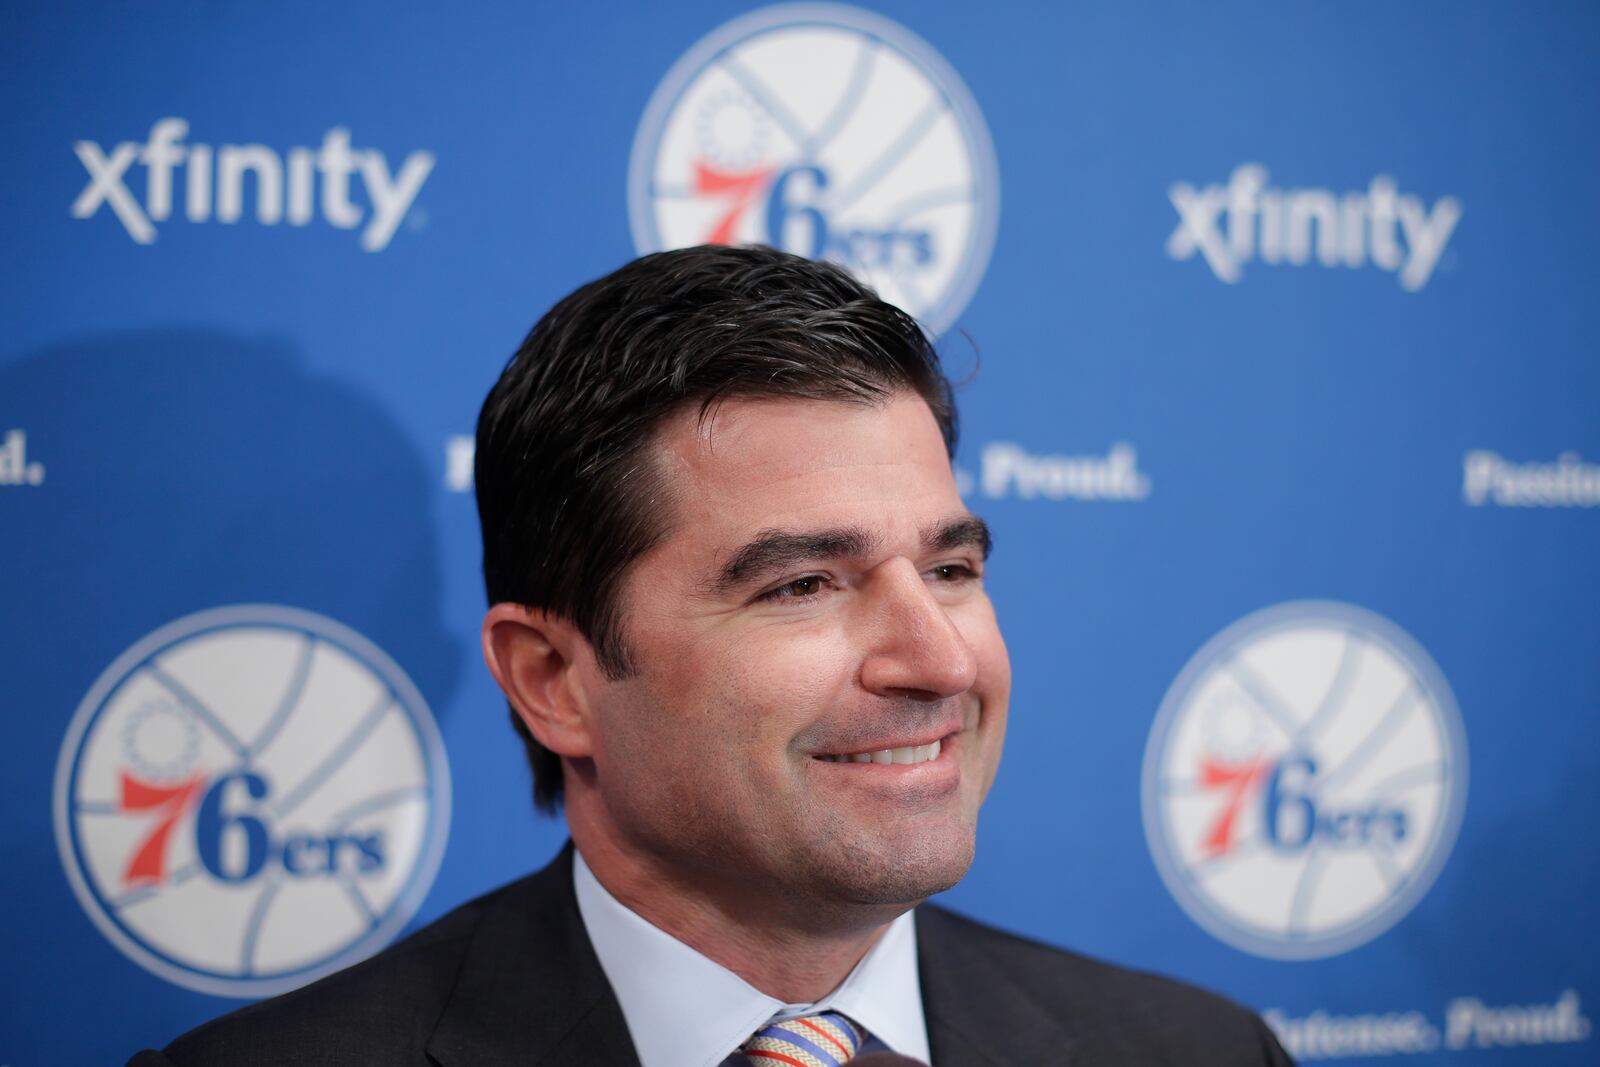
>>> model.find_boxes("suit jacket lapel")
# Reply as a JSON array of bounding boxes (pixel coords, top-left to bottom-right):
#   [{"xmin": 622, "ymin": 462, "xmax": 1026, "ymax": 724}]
[
  {"xmin": 426, "ymin": 844, "xmax": 642, "ymax": 1067},
  {"xmin": 916, "ymin": 905, "xmax": 1078, "ymax": 1066}
]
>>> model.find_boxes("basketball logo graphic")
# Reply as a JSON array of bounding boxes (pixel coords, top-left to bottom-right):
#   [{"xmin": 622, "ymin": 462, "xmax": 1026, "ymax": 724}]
[
  {"xmin": 1142, "ymin": 601, "xmax": 1468, "ymax": 959},
  {"xmin": 53, "ymin": 605, "xmax": 451, "ymax": 997},
  {"xmin": 629, "ymin": 3, "xmax": 1000, "ymax": 335}
]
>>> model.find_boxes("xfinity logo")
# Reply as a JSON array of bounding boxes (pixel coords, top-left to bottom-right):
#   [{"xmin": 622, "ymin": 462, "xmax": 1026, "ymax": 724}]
[
  {"xmin": 1167, "ymin": 164, "xmax": 1462, "ymax": 291},
  {"xmin": 72, "ymin": 118, "xmax": 435, "ymax": 251}
]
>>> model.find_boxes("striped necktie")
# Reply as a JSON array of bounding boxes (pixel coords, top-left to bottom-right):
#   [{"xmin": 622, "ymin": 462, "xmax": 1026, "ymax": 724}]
[{"xmin": 741, "ymin": 1011, "xmax": 864, "ymax": 1066}]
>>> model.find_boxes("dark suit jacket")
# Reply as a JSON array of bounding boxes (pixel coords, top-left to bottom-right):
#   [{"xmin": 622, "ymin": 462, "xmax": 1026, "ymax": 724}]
[{"xmin": 130, "ymin": 846, "xmax": 1292, "ymax": 1065}]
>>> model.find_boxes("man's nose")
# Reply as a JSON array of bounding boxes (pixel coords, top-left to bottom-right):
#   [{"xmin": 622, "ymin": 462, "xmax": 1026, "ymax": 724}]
[{"xmin": 857, "ymin": 560, "xmax": 979, "ymax": 700}]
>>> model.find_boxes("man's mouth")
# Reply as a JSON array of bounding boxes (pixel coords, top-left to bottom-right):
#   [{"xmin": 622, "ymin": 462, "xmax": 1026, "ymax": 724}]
[{"xmin": 814, "ymin": 739, "xmax": 943, "ymax": 765}]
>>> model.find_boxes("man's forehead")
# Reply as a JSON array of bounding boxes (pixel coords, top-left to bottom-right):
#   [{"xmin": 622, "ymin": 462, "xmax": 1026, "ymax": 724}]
[{"xmin": 643, "ymin": 391, "xmax": 961, "ymax": 557}]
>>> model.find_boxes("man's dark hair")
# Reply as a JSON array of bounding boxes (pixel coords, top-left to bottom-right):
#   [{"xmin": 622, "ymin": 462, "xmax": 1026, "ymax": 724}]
[{"xmin": 475, "ymin": 244, "xmax": 958, "ymax": 812}]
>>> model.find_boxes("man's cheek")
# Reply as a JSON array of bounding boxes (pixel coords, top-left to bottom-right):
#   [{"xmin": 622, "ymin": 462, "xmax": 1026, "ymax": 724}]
[
  {"xmin": 970, "ymin": 626, "xmax": 1011, "ymax": 696},
  {"xmin": 730, "ymin": 647, "xmax": 843, "ymax": 712}
]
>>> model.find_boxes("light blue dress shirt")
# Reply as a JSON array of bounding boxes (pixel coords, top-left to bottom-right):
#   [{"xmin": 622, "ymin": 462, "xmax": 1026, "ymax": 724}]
[{"xmin": 573, "ymin": 850, "xmax": 932, "ymax": 1067}]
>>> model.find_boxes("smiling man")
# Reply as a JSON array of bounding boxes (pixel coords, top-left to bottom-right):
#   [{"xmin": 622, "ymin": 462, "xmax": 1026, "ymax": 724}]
[
  {"xmin": 133, "ymin": 246, "xmax": 1290, "ymax": 1066},
  {"xmin": 491, "ymin": 390, "xmax": 1007, "ymax": 1011}
]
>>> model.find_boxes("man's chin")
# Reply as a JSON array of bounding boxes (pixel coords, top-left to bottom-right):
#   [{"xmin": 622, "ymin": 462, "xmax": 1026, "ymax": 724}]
[{"xmin": 820, "ymin": 828, "xmax": 977, "ymax": 908}]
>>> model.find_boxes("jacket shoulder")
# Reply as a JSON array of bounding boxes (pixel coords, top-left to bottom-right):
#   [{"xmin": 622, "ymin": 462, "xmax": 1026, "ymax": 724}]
[{"xmin": 917, "ymin": 904, "xmax": 1292, "ymax": 1065}]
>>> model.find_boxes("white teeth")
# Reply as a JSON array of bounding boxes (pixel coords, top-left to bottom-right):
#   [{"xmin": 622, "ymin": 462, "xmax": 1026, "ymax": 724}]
[{"xmin": 822, "ymin": 739, "xmax": 942, "ymax": 765}]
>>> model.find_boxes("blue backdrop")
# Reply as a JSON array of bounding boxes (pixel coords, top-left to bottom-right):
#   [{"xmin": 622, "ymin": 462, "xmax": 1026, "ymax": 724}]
[{"xmin": 4, "ymin": 2, "xmax": 1596, "ymax": 1063}]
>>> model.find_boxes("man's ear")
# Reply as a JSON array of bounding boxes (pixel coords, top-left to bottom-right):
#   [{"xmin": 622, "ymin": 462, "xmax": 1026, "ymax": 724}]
[{"xmin": 481, "ymin": 604, "xmax": 598, "ymax": 759}]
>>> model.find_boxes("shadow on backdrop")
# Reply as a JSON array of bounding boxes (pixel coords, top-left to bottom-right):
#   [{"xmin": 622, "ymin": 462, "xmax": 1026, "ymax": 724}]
[{"xmin": 0, "ymin": 329, "xmax": 461, "ymax": 1061}]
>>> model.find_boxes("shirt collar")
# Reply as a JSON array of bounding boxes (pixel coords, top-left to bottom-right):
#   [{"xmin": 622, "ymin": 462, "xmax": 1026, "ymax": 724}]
[{"xmin": 573, "ymin": 850, "xmax": 930, "ymax": 1067}]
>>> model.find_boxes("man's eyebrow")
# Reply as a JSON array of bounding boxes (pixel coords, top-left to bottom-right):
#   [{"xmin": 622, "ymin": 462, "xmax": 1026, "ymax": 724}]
[
  {"xmin": 709, "ymin": 527, "xmax": 879, "ymax": 595},
  {"xmin": 924, "ymin": 515, "xmax": 993, "ymax": 560}
]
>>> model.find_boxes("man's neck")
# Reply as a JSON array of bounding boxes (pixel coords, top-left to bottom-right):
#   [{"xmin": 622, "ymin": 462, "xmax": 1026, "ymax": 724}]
[{"xmin": 572, "ymin": 825, "xmax": 904, "ymax": 1004}]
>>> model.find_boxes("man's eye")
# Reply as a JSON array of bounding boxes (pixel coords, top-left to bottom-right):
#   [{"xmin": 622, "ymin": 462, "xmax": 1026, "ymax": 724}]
[
  {"xmin": 762, "ymin": 575, "xmax": 827, "ymax": 601},
  {"xmin": 929, "ymin": 563, "xmax": 978, "ymax": 583}
]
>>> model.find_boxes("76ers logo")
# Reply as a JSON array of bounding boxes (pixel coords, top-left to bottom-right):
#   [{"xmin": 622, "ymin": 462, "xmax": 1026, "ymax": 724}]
[
  {"xmin": 53, "ymin": 605, "xmax": 450, "ymax": 996},
  {"xmin": 1142, "ymin": 602, "xmax": 1468, "ymax": 959},
  {"xmin": 628, "ymin": 3, "xmax": 1000, "ymax": 335}
]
